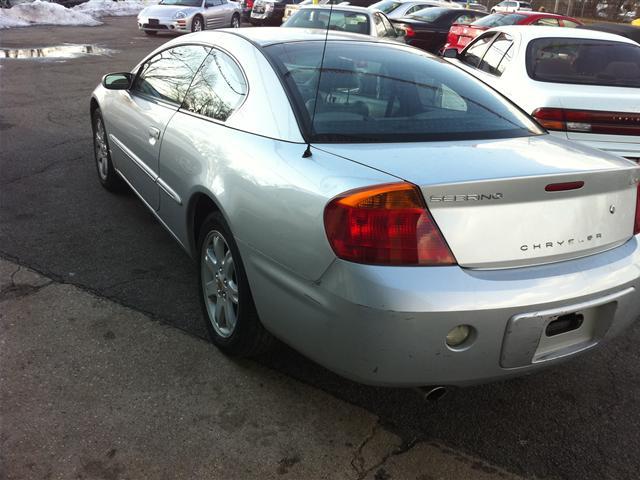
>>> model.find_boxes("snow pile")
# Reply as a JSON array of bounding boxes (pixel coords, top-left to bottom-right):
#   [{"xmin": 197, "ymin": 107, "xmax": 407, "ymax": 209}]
[
  {"xmin": 73, "ymin": 0, "xmax": 160, "ymax": 18},
  {"xmin": 0, "ymin": 1, "xmax": 101, "ymax": 28}
]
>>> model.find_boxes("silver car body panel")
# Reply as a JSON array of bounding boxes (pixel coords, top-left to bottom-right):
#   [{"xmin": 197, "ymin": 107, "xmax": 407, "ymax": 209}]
[{"xmin": 92, "ymin": 28, "xmax": 640, "ymax": 386}]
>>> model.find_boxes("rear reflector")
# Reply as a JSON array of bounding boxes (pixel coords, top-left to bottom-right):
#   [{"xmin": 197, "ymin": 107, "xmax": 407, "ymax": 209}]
[
  {"xmin": 323, "ymin": 183, "xmax": 456, "ymax": 266},
  {"xmin": 545, "ymin": 181, "xmax": 584, "ymax": 192},
  {"xmin": 532, "ymin": 108, "xmax": 640, "ymax": 136}
]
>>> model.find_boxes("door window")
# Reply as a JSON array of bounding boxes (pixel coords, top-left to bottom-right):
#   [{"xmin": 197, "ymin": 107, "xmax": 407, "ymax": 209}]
[
  {"xmin": 379, "ymin": 14, "xmax": 396, "ymax": 37},
  {"xmin": 461, "ymin": 33, "xmax": 496, "ymax": 68},
  {"xmin": 478, "ymin": 33, "xmax": 514, "ymax": 76},
  {"xmin": 182, "ymin": 49, "xmax": 248, "ymax": 121},
  {"xmin": 132, "ymin": 45, "xmax": 211, "ymax": 105}
]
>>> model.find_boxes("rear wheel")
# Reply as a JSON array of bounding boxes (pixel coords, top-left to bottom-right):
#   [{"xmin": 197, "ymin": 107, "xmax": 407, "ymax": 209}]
[
  {"xmin": 230, "ymin": 13, "xmax": 240, "ymax": 28},
  {"xmin": 192, "ymin": 15, "xmax": 204, "ymax": 32},
  {"xmin": 143, "ymin": 30, "xmax": 157, "ymax": 36},
  {"xmin": 197, "ymin": 211, "xmax": 275, "ymax": 356},
  {"xmin": 91, "ymin": 109, "xmax": 124, "ymax": 192}
]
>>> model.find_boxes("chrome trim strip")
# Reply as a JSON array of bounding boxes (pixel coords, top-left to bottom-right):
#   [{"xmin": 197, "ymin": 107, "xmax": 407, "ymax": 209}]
[
  {"xmin": 109, "ymin": 134, "xmax": 158, "ymax": 181},
  {"xmin": 157, "ymin": 177, "xmax": 182, "ymax": 205},
  {"xmin": 114, "ymin": 168, "xmax": 187, "ymax": 251}
]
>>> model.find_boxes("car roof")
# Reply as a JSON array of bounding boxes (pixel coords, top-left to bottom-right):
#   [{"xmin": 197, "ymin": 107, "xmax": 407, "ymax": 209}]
[
  {"xmin": 299, "ymin": 4, "xmax": 371, "ymax": 13},
  {"xmin": 491, "ymin": 25, "xmax": 639, "ymax": 45},
  {"xmin": 185, "ymin": 27, "xmax": 389, "ymax": 47}
]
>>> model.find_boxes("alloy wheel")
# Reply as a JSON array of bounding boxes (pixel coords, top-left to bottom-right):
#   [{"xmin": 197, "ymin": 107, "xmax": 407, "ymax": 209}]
[
  {"xmin": 201, "ymin": 230, "xmax": 239, "ymax": 338},
  {"xmin": 94, "ymin": 117, "xmax": 109, "ymax": 181}
]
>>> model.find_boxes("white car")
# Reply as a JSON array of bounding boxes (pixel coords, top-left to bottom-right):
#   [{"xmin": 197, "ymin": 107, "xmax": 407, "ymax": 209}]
[
  {"xmin": 491, "ymin": 0, "xmax": 531, "ymax": 13},
  {"xmin": 137, "ymin": 0, "xmax": 241, "ymax": 35},
  {"xmin": 369, "ymin": 0, "xmax": 462, "ymax": 19},
  {"xmin": 444, "ymin": 26, "xmax": 640, "ymax": 160}
]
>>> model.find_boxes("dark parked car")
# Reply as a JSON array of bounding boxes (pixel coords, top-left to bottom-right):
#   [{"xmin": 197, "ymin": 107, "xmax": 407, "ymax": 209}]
[
  {"xmin": 578, "ymin": 23, "xmax": 640, "ymax": 44},
  {"xmin": 392, "ymin": 7, "xmax": 486, "ymax": 53}
]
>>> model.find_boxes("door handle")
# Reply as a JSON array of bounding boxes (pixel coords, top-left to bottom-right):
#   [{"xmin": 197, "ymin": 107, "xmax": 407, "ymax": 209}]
[{"xmin": 148, "ymin": 127, "xmax": 161, "ymax": 145}]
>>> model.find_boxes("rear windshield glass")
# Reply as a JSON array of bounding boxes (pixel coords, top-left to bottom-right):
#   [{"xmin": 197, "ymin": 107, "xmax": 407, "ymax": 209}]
[
  {"xmin": 370, "ymin": 0, "xmax": 402, "ymax": 14},
  {"xmin": 265, "ymin": 41, "xmax": 542, "ymax": 143},
  {"xmin": 472, "ymin": 13, "xmax": 526, "ymax": 27},
  {"xmin": 527, "ymin": 38, "xmax": 640, "ymax": 88},
  {"xmin": 409, "ymin": 7, "xmax": 449, "ymax": 22},
  {"xmin": 284, "ymin": 9, "xmax": 370, "ymax": 34}
]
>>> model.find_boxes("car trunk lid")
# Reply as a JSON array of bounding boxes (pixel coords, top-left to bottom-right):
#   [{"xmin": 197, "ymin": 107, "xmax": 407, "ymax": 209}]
[{"xmin": 317, "ymin": 135, "xmax": 640, "ymax": 269}]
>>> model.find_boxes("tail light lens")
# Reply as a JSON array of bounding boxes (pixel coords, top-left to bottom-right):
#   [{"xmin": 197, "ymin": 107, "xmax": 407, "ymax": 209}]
[
  {"xmin": 247, "ymin": 0, "xmax": 254, "ymax": 8},
  {"xmin": 634, "ymin": 183, "xmax": 640, "ymax": 235},
  {"xmin": 323, "ymin": 183, "xmax": 456, "ymax": 266},
  {"xmin": 532, "ymin": 108, "xmax": 640, "ymax": 136},
  {"xmin": 403, "ymin": 25, "xmax": 415, "ymax": 38}
]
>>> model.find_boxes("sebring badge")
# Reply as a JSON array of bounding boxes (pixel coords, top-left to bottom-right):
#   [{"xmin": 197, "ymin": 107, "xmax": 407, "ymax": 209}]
[{"xmin": 429, "ymin": 193, "xmax": 503, "ymax": 202}]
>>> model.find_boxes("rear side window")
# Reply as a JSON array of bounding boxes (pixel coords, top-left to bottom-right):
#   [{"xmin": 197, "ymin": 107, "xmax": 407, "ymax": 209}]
[
  {"xmin": 478, "ymin": 33, "xmax": 514, "ymax": 76},
  {"xmin": 527, "ymin": 37, "xmax": 640, "ymax": 88},
  {"xmin": 370, "ymin": 0, "xmax": 402, "ymax": 13},
  {"xmin": 265, "ymin": 41, "xmax": 542, "ymax": 143},
  {"xmin": 132, "ymin": 45, "xmax": 211, "ymax": 105},
  {"xmin": 182, "ymin": 49, "xmax": 247, "ymax": 122}
]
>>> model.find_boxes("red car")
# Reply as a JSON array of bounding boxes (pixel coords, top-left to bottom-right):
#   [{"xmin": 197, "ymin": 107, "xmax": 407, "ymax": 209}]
[{"xmin": 443, "ymin": 11, "xmax": 582, "ymax": 53}]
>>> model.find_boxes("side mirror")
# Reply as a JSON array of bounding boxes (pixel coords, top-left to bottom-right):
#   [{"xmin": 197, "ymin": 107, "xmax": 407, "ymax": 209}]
[
  {"xmin": 102, "ymin": 72, "xmax": 133, "ymax": 90},
  {"xmin": 442, "ymin": 48, "xmax": 459, "ymax": 59}
]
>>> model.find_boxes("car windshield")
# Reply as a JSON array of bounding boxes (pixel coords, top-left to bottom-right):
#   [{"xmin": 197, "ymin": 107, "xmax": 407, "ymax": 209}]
[
  {"xmin": 408, "ymin": 7, "xmax": 449, "ymax": 22},
  {"xmin": 159, "ymin": 0, "xmax": 201, "ymax": 6},
  {"xmin": 369, "ymin": 0, "xmax": 403, "ymax": 14},
  {"xmin": 472, "ymin": 13, "xmax": 526, "ymax": 27},
  {"xmin": 283, "ymin": 9, "xmax": 370, "ymax": 34},
  {"xmin": 266, "ymin": 41, "xmax": 542, "ymax": 143},
  {"xmin": 527, "ymin": 38, "xmax": 640, "ymax": 88}
]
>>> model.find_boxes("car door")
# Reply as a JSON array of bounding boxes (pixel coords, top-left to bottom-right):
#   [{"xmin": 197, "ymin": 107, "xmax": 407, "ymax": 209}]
[
  {"xmin": 105, "ymin": 45, "xmax": 210, "ymax": 209},
  {"xmin": 204, "ymin": 0, "xmax": 224, "ymax": 29}
]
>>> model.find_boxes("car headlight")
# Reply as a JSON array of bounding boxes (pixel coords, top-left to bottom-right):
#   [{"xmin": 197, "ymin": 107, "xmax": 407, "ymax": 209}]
[{"xmin": 175, "ymin": 11, "xmax": 187, "ymax": 19}]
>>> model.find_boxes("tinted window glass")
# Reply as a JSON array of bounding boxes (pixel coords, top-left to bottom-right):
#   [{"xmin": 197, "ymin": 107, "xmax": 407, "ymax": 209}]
[
  {"xmin": 472, "ymin": 13, "xmax": 525, "ymax": 27},
  {"xmin": 266, "ymin": 41, "xmax": 541, "ymax": 142},
  {"xmin": 133, "ymin": 45, "xmax": 210, "ymax": 104},
  {"xmin": 478, "ymin": 33, "xmax": 513, "ymax": 76},
  {"xmin": 456, "ymin": 12, "xmax": 481, "ymax": 25},
  {"xmin": 527, "ymin": 38, "xmax": 640, "ymax": 88},
  {"xmin": 284, "ymin": 9, "xmax": 370, "ymax": 34},
  {"xmin": 182, "ymin": 49, "xmax": 247, "ymax": 121},
  {"xmin": 462, "ymin": 33, "xmax": 495, "ymax": 68},
  {"xmin": 409, "ymin": 7, "xmax": 450, "ymax": 22},
  {"xmin": 160, "ymin": 0, "xmax": 200, "ymax": 5},
  {"xmin": 370, "ymin": 0, "xmax": 402, "ymax": 13},
  {"xmin": 379, "ymin": 14, "xmax": 396, "ymax": 36},
  {"xmin": 519, "ymin": 2, "xmax": 531, "ymax": 8}
]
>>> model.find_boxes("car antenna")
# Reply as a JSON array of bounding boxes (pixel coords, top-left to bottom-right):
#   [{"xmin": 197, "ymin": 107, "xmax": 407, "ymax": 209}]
[{"xmin": 303, "ymin": 1, "xmax": 335, "ymax": 158}]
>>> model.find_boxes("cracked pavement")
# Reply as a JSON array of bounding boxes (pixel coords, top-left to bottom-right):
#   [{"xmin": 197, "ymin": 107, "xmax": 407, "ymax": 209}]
[
  {"xmin": 0, "ymin": 259, "xmax": 521, "ymax": 480},
  {"xmin": 1, "ymin": 17, "xmax": 640, "ymax": 480}
]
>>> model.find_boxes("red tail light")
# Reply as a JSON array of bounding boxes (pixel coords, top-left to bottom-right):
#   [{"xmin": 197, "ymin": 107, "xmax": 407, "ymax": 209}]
[
  {"xmin": 532, "ymin": 108, "xmax": 640, "ymax": 136},
  {"xmin": 323, "ymin": 183, "xmax": 456, "ymax": 266},
  {"xmin": 247, "ymin": 0, "xmax": 254, "ymax": 8},
  {"xmin": 634, "ymin": 183, "xmax": 640, "ymax": 235},
  {"xmin": 403, "ymin": 25, "xmax": 415, "ymax": 38}
]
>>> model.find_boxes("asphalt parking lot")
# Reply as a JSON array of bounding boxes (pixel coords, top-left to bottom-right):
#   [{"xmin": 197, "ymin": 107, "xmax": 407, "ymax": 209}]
[{"xmin": 1, "ymin": 17, "xmax": 640, "ymax": 480}]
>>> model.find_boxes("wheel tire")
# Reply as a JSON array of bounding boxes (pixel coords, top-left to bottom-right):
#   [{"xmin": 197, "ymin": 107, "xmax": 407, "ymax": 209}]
[
  {"xmin": 192, "ymin": 15, "xmax": 204, "ymax": 32},
  {"xmin": 143, "ymin": 30, "xmax": 157, "ymax": 36},
  {"xmin": 91, "ymin": 108, "xmax": 124, "ymax": 192},
  {"xmin": 197, "ymin": 211, "xmax": 275, "ymax": 357},
  {"xmin": 231, "ymin": 13, "xmax": 240, "ymax": 28}
]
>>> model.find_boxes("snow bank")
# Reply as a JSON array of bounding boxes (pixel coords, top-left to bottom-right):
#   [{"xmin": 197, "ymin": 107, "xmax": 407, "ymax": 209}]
[
  {"xmin": 0, "ymin": 1, "xmax": 101, "ymax": 29},
  {"xmin": 73, "ymin": 0, "xmax": 159, "ymax": 18}
]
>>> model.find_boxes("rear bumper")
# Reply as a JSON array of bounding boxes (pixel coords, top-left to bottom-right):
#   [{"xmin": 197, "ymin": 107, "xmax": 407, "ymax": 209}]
[{"xmin": 243, "ymin": 237, "xmax": 640, "ymax": 387}]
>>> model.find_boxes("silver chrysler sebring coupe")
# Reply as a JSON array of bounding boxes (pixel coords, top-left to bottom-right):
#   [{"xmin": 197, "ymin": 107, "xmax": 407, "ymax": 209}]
[
  {"xmin": 137, "ymin": 0, "xmax": 241, "ymax": 36},
  {"xmin": 90, "ymin": 28, "xmax": 640, "ymax": 387}
]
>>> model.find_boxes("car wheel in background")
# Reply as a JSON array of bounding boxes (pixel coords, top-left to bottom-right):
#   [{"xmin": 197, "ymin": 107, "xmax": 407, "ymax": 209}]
[
  {"xmin": 231, "ymin": 13, "xmax": 240, "ymax": 28},
  {"xmin": 192, "ymin": 15, "xmax": 204, "ymax": 32},
  {"xmin": 197, "ymin": 211, "xmax": 275, "ymax": 356},
  {"xmin": 91, "ymin": 109, "xmax": 124, "ymax": 192}
]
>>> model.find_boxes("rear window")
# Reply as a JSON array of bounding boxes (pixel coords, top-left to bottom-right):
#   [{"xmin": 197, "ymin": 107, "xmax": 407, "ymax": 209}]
[
  {"xmin": 519, "ymin": 2, "xmax": 532, "ymax": 8},
  {"xmin": 472, "ymin": 13, "xmax": 526, "ymax": 27},
  {"xmin": 369, "ymin": 0, "xmax": 402, "ymax": 14},
  {"xmin": 265, "ymin": 41, "xmax": 542, "ymax": 143},
  {"xmin": 409, "ymin": 7, "xmax": 449, "ymax": 22},
  {"xmin": 527, "ymin": 38, "xmax": 640, "ymax": 88},
  {"xmin": 284, "ymin": 9, "xmax": 370, "ymax": 34}
]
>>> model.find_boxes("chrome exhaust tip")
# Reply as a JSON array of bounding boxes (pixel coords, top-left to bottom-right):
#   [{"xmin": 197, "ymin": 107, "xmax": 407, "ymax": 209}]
[{"xmin": 416, "ymin": 386, "xmax": 448, "ymax": 402}]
